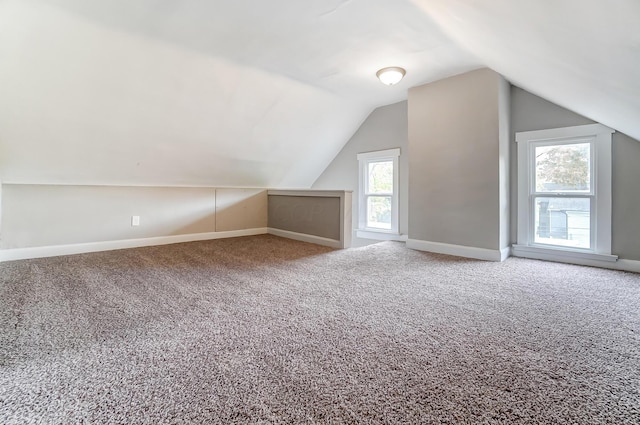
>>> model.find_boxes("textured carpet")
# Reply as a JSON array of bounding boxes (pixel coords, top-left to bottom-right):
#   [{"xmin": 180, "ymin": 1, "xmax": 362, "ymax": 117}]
[{"xmin": 1, "ymin": 235, "xmax": 639, "ymax": 424}]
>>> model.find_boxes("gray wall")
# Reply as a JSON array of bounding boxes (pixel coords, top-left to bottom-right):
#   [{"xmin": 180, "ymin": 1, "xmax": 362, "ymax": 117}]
[
  {"xmin": 268, "ymin": 195, "xmax": 341, "ymax": 240},
  {"xmin": 0, "ymin": 185, "xmax": 267, "ymax": 249},
  {"xmin": 408, "ymin": 68, "xmax": 509, "ymax": 251},
  {"xmin": 510, "ymin": 86, "xmax": 640, "ymax": 260},
  {"xmin": 312, "ymin": 101, "xmax": 408, "ymax": 247}
]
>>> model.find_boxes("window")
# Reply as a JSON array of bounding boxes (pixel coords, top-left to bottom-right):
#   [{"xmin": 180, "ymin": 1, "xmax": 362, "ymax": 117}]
[
  {"xmin": 514, "ymin": 124, "xmax": 617, "ymax": 263},
  {"xmin": 357, "ymin": 148, "xmax": 399, "ymax": 239}
]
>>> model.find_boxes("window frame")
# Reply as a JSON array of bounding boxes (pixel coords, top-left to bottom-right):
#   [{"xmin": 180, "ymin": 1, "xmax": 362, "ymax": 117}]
[
  {"xmin": 356, "ymin": 148, "xmax": 400, "ymax": 238},
  {"xmin": 514, "ymin": 124, "xmax": 617, "ymax": 263}
]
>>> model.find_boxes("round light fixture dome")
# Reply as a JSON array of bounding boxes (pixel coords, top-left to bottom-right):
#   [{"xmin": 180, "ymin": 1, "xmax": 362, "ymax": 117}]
[{"xmin": 376, "ymin": 67, "xmax": 406, "ymax": 85}]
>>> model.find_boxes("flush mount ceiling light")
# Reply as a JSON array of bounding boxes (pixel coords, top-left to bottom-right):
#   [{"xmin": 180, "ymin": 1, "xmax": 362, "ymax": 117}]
[{"xmin": 376, "ymin": 67, "xmax": 406, "ymax": 85}]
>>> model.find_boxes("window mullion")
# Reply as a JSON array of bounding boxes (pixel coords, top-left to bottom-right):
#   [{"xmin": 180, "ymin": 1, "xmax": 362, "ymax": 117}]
[{"xmin": 531, "ymin": 193, "xmax": 593, "ymax": 198}]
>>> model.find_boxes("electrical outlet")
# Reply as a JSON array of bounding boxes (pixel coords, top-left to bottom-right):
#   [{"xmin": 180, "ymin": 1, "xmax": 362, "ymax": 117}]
[{"xmin": 131, "ymin": 215, "xmax": 140, "ymax": 226}]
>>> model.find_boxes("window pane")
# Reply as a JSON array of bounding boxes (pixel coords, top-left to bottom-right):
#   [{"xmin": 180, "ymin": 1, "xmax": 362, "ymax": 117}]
[
  {"xmin": 534, "ymin": 197, "xmax": 590, "ymax": 249},
  {"xmin": 367, "ymin": 161, "xmax": 393, "ymax": 194},
  {"xmin": 366, "ymin": 196, "xmax": 391, "ymax": 229},
  {"xmin": 535, "ymin": 143, "xmax": 590, "ymax": 192}
]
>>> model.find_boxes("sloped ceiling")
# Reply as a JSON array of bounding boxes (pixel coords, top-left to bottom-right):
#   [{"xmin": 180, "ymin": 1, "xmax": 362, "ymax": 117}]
[
  {"xmin": 411, "ymin": 0, "xmax": 640, "ymax": 142},
  {"xmin": 0, "ymin": 0, "xmax": 638, "ymax": 188}
]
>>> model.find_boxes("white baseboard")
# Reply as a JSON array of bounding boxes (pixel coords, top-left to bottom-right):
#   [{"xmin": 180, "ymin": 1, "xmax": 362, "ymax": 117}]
[
  {"xmin": 268, "ymin": 228, "xmax": 342, "ymax": 249},
  {"xmin": 615, "ymin": 259, "xmax": 640, "ymax": 274},
  {"xmin": 0, "ymin": 228, "xmax": 268, "ymax": 262},
  {"xmin": 512, "ymin": 245, "xmax": 640, "ymax": 273},
  {"xmin": 406, "ymin": 239, "xmax": 507, "ymax": 262},
  {"xmin": 499, "ymin": 246, "xmax": 512, "ymax": 261}
]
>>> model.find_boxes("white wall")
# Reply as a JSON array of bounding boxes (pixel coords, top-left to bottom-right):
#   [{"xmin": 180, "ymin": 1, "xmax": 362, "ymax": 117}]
[
  {"xmin": 0, "ymin": 1, "xmax": 367, "ymax": 189},
  {"xmin": 312, "ymin": 101, "xmax": 408, "ymax": 247}
]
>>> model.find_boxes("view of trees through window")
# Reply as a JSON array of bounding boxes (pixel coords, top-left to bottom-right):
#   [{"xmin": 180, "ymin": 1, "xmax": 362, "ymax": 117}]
[
  {"xmin": 366, "ymin": 161, "xmax": 393, "ymax": 229},
  {"xmin": 535, "ymin": 143, "xmax": 590, "ymax": 192}
]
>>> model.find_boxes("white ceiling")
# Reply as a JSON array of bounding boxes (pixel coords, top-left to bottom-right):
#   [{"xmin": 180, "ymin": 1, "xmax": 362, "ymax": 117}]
[{"xmin": 0, "ymin": 0, "xmax": 637, "ymax": 187}]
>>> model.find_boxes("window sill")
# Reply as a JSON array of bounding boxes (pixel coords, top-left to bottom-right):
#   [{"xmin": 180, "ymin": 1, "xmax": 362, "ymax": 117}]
[
  {"xmin": 512, "ymin": 244, "xmax": 618, "ymax": 263},
  {"xmin": 356, "ymin": 230, "xmax": 407, "ymax": 242}
]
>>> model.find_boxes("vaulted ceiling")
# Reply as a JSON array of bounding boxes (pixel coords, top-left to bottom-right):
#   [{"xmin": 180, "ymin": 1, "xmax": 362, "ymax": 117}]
[{"xmin": 1, "ymin": 0, "xmax": 638, "ymax": 187}]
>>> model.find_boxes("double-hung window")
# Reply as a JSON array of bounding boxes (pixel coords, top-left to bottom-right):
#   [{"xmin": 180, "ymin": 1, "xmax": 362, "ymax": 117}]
[
  {"xmin": 356, "ymin": 148, "xmax": 399, "ymax": 238},
  {"xmin": 514, "ymin": 124, "xmax": 617, "ymax": 263}
]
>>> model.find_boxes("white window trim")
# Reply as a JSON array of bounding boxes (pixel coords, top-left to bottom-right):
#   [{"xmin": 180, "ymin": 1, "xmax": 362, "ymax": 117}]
[
  {"xmin": 513, "ymin": 123, "xmax": 617, "ymax": 263},
  {"xmin": 356, "ymin": 148, "xmax": 400, "ymax": 239}
]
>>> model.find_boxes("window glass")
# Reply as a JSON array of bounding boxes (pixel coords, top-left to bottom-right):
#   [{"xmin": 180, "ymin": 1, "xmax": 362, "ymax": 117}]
[
  {"xmin": 366, "ymin": 196, "xmax": 392, "ymax": 229},
  {"xmin": 534, "ymin": 197, "xmax": 590, "ymax": 249},
  {"xmin": 535, "ymin": 142, "xmax": 590, "ymax": 193},
  {"xmin": 367, "ymin": 161, "xmax": 393, "ymax": 194}
]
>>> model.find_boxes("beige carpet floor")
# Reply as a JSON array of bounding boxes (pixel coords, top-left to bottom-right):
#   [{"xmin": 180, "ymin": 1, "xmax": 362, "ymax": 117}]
[{"xmin": 1, "ymin": 235, "xmax": 639, "ymax": 424}]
